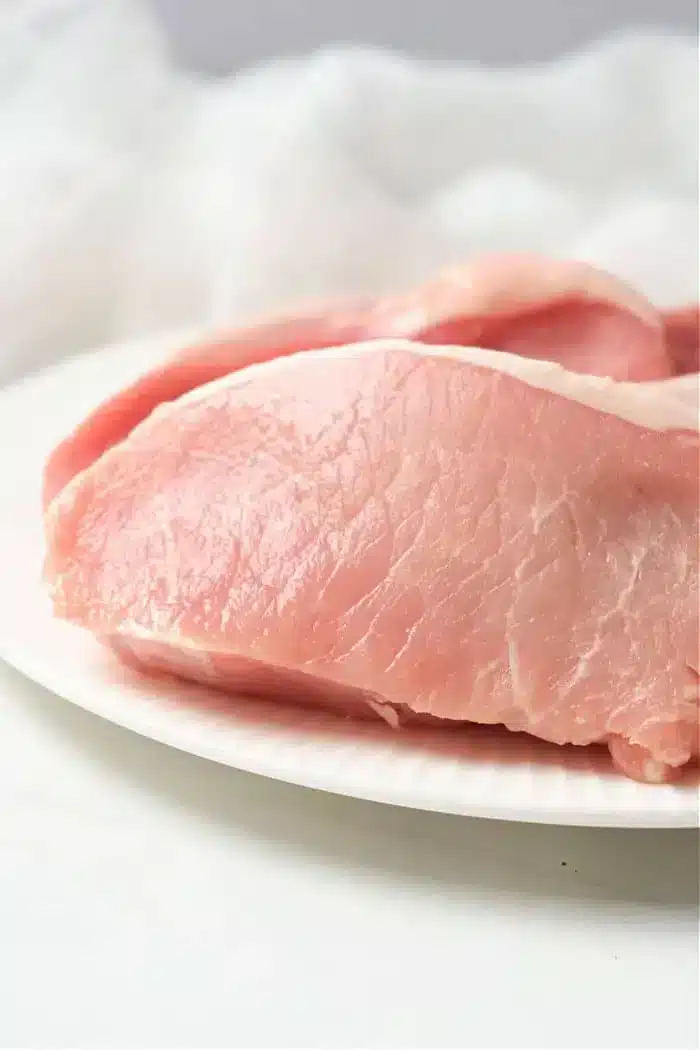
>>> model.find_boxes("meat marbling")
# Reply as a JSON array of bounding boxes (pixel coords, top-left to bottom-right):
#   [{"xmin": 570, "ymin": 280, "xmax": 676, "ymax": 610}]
[{"xmin": 43, "ymin": 339, "xmax": 700, "ymax": 784}]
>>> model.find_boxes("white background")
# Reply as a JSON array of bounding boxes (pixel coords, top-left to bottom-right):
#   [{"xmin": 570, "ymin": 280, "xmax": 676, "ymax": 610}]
[{"xmin": 1, "ymin": 656, "xmax": 698, "ymax": 1049}]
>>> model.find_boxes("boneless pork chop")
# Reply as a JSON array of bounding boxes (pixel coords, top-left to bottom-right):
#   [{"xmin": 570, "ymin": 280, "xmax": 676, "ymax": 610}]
[{"xmin": 44, "ymin": 339, "xmax": 699, "ymax": 784}]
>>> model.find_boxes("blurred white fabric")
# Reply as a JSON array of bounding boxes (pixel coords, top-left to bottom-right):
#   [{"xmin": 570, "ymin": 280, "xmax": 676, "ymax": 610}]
[{"xmin": 0, "ymin": 0, "xmax": 697, "ymax": 384}]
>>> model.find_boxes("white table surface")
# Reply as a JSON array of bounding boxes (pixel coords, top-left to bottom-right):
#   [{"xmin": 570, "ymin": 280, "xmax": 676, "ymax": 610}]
[{"xmin": 1, "ymin": 658, "xmax": 698, "ymax": 1050}]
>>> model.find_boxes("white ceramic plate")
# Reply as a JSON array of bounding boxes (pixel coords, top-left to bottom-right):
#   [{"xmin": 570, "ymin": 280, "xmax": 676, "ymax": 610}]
[{"xmin": 1, "ymin": 336, "xmax": 697, "ymax": 828}]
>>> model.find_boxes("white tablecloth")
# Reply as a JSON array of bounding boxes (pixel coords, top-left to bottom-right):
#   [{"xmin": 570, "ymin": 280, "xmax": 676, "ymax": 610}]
[{"xmin": 1, "ymin": 660, "xmax": 698, "ymax": 1048}]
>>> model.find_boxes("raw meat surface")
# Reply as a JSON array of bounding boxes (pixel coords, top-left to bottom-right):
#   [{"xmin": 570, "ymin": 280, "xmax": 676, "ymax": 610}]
[
  {"xmin": 44, "ymin": 340, "xmax": 700, "ymax": 784},
  {"xmin": 663, "ymin": 306, "xmax": 700, "ymax": 377},
  {"xmin": 42, "ymin": 255, "xmax": 680, "ymax": 509}
]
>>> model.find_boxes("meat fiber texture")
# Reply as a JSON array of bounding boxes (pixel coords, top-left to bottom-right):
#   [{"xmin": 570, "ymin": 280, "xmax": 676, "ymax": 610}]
[
  {"xmin": 43, "ymin": 259, "xmax": 700, "ymax": 785},
  {"xmin": 0, "ymin": 1, "xmax": 698, "ymax": 385}
]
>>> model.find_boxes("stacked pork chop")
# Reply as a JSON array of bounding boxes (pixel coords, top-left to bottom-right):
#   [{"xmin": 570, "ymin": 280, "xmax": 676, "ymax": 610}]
[{"xmin": 43, "ymin": 255, "xmax": 699, "ymax": 783}]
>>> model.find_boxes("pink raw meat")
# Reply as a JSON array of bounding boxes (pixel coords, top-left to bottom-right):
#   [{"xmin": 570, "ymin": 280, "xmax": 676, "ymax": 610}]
[
  {"xmin": 43, "ymin": 255, "xmax": 677, "ymax": 509},
  {"xmin": 44, "ymin": 340, "xmax": 699, "ymax": 784},
  {"xmin": 663, "ymin": 306, "xmax": 700, "ymax": 377}
]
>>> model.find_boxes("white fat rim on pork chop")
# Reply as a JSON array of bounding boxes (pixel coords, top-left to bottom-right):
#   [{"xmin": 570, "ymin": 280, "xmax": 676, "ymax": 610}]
[{"xmin": 166, "ymin": 339, "xmax": 699, "ymax": 432}]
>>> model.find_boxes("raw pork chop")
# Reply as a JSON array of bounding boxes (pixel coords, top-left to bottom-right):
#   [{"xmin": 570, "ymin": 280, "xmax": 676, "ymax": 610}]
[
  {"xmin": 43, "ymin": 255, "xmax": 680, "ymax": 508},
  {"xmin": 44, "ymin": 340, "xmax": 699, "ymax": 784}
]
